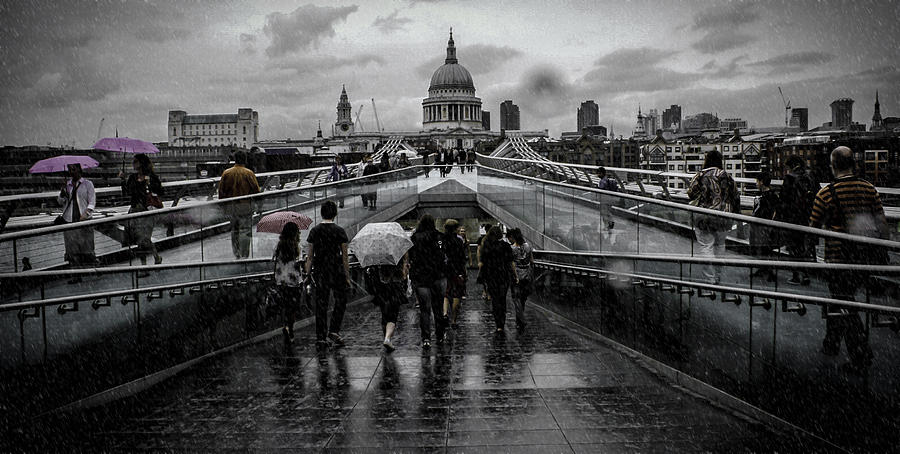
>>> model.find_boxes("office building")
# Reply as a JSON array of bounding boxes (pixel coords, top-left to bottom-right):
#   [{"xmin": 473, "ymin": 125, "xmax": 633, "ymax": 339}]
[{"xmin": 500, "ymin": 100, "xmax": 520, "ymax": 130}]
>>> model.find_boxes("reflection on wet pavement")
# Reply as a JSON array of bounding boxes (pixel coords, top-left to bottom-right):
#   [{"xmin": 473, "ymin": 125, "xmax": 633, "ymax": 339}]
[{"xmin": 21, "ymin": 272, "xmax": 833, "ymax": 453}]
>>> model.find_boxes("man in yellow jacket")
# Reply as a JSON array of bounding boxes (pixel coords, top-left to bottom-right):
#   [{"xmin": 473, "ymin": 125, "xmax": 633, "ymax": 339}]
[{"xmin": 218, "ymin": 150, "xmax": 260, "ymax": 259}]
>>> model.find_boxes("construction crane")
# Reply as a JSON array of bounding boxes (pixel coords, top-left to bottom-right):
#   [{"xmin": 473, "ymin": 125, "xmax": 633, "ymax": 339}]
[
  {"xmin": 96, "ymin": 118, "xmax": 105, "ymax": 141},
  {"xmin": 354, "ymin": 104, "xmax": 365, "ymax": 132},
  {"xmin": 371, "ymin": 98, "xmax": 383, "ymax": 132},
  {"xmin": 778, "ymin": 87, "xmax": 791, "ymax": 127}
]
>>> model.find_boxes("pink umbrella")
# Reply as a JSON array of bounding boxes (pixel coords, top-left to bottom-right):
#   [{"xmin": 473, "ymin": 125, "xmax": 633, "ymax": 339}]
[
  {"xmin": 29, "ymin": 155, "xmax": 100, "ymax": 174},
  {"xmin": 93, "ymin": 137, "xmax": 160, "ymax": 171},
  {"xmin": 92, "ymin": 137, "xmax": 160, "ymax": 154},
  {"xmin": 256, "ymin": 211, "xmax": 313, "ymax": 234}
]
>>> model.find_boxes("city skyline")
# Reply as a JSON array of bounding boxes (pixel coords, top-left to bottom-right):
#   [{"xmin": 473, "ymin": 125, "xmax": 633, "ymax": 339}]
[{"xmin": 1, "ymin": 0, "xmax": 898, "ymax": 147}]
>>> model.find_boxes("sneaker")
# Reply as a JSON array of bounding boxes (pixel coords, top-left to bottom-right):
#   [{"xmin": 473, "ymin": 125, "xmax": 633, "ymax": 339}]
[
  {"xmin": 154, "ymin": 256, "xmax": 163, "ymax": 265},
  {"xmin": 787, "ymin": 277, "xmax": 802, "ymax": 285},
  {"xmin": 422, "ymin": 339, "xmax": 431, "ymax": 349},
  {"xmin": 451, "ymin": 322, "xmax": 459, "ymax": 330},
  {"xmin": 383, "ymin": 340, "xmax": 395, "ymax": 351},
  {"xmin": 315, "ymin": 340, "xmax": 329, "ymax": 350},
  {"xmin": 328, "ymin": 332, "xmax": 345, "ymax": 346}
]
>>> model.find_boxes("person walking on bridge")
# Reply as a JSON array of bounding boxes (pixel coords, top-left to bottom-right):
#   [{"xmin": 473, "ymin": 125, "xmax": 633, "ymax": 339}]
[
  {"xmin": 57, "ymin": 163, "xmax": 96, "ymax": 283},
  {"xmin": 443, "ymin": 219, "xmax": 467, "ymax": 330},
  {"xmin": 596, "ymin": 166, "xmax": 619, "ymax": 231},
  {"xmin": 218, "ymin": 150, "xmax": 260, "ymax": 259},
  {"xmin": 305, "ymin": 200, "xmax": 351, "ymax": 349},
  {"xmin": 480, "ymin": 225, "xmax": 517, "ymax": 333},
  {"xmin": 410, "ymin": 214, "xmax": 448, "ymax": 347},
  {"xmin": 327, "ymin": 155, "xmax": 349, "ymax": 208},
  {"xmin": 273, "ymin": 222, "xmax": 303, "ymax": 343},
  {"xmin": 508, "ymin": 228, "xmax": 533, "ymax": 332},
  {"xmin": 687, "ymin": 150, "xmax": 739, "ymax": 285},
  {"xmin": 778, "ymin": 155, "xmax": 819, "ymax": 285},
  {"xmin": 810, "ymin": 146, "xmax": 888, "ymax": 374},
  {"xmin": 120, "ymin": 153, "xmax": 163, "ymax": 267}
]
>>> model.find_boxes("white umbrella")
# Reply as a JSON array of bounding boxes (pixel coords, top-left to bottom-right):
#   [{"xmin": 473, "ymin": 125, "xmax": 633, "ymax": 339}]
[{"xmin": 349, "ymin": 222, "xmax": 413, "ymax": 267}]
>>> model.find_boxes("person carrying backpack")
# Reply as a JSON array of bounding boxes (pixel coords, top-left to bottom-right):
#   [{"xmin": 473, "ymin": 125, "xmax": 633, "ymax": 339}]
[
  {"xmin": 777, "ymin": 155, "xmax": 819, "ymax": 285},
  {"xmin": 596, "ymin": 166, "xmax": 619, "ymax": 230},
  {"xmin": 687, "ymin": 150, "xmax": 740, "ymax": 284},
  {"xmin": 809, "ymin": 146, "xmax": 888, "ymax": 374}
]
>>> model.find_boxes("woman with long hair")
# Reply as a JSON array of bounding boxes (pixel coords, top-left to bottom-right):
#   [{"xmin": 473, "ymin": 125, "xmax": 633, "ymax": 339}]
[
  {"xmin": 120, "ymin": 153, "xmax": 163, "ymax": 267},
  {"xmin": 479, "ymin": 226, "xmax": 517, "ymax": 333},
  {"xmin": 409, "ymin": 214, "xmax": 448, "ymax": 347},
  {"xmin": 273, "ymin": 222, "xmax": 303, "ymax": 342},
  {"xmin": 507, "ymin": 228, "xmax": 533, "ymax": 332}
]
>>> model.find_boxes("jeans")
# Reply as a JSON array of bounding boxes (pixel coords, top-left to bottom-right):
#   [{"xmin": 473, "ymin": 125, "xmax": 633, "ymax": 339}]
[
  {"xmin": 823, "ymin": 271, "xmax": 872, "ymax": 367},
  {"xmin": 415, "ymin": 278, "xmax": 447, "ymax": 341},
  {"xmin": 695, "ymin": 229, "xmax": 726, "ymax": 282},
  {"xmin": 230, "ymin": 216, "xmax": 252, "ymax": 258},
  {"xmin": 487, "ymin": 282, "xmax": 510, "ymax": 329},
  {"xmin": 512, "ymin": 279, "xmax": 532, "ymax": 325},
  {"xmin": 314, "ymin": 274, "xmax": 348, "ymax": 341}
]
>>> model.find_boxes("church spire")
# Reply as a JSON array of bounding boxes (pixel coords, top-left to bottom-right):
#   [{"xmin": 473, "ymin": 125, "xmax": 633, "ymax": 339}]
[
  {"xmin": 445, "ymin": 27, "xmax": 458, "ymax": 64},
  {"xmin": 872, "ymin": 90, "xmax": 883, "ymax": 130}
]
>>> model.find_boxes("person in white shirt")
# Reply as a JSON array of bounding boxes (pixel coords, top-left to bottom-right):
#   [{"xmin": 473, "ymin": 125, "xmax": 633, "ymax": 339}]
[{"xmin": 56, "ymin": 163, "xmax": 96, "ymax": 282}]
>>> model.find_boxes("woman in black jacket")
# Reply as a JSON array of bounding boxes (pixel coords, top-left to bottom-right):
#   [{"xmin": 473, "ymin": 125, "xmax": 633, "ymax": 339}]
[
  {"xmin": 409, "ymin": 215, "xmax": 448, "ymax": 347},
  {"xmin": 479, "ymin": 226, "xmax": 517, "ymax": 332},
  {"xmin": 120, "ymin": 153, "xmax": 163, "ymax": 266}
]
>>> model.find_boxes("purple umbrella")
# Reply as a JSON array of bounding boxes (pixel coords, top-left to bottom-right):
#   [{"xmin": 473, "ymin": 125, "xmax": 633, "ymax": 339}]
[
  {"xmin": 92, "ymin": 137, "xmax": 160, "ymax": 154},
  {"xmin": 29, "ymin": 155, "xmax": 100, "ymax": 174},
  {"xmin": 93, "ymin": 137, "xmax": 160, "ymax": 171}
]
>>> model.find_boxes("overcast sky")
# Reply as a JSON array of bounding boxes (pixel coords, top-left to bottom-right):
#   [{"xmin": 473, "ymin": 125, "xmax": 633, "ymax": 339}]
[{"xmin": 1, "ymin": 0, "xmax": 898, "ymax": 147}]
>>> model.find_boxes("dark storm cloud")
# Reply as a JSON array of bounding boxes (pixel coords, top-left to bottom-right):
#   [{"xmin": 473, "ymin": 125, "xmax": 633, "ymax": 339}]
[
  {"xmin": 416, "ymin": 44, "xmax": 522, "ymax": 78},
  {"xmin": 133, "ymin": 25, "xmax": 192, "ymax": 43},
  {"xmin": 240, "ymin": 33, "xmax": 257, "ymax": 55},
  {"xmin": 691, "ymin": 2, "xmax": 760, "ymax": 31},
  {"xmin": 691, "ymin": 30, "xmax": 757, "ymax": 54},
  {"xmin": 373, "ymin": 9, "xmax": 413, "ymax": 34},
  {"xmin": 263, "ymin": 4, "xmax": 359, "ymax": 58},
  {"xmin": 747, "ymin": 51, "xmax": 836, "ymax": 74},
  {"xmin": 583, "ymin": 48, "xmax": 695, "ymax": 92},
  {"xmin": 269, "ymin": 54, "xmax": 386, "ymax": 75},
  {"xmin": 700, "ymin": 55, "xmax": 747, "ymax": 79},
  {"xmin": 688, "ymin": 2, "xmax": 760, "ymax": 54}
]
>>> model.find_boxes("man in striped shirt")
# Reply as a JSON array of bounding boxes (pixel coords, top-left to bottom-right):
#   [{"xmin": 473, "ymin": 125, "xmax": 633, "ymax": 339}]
[{"xmin": 809, "ymin": 146, "xmax": 887, "ymax": 372}]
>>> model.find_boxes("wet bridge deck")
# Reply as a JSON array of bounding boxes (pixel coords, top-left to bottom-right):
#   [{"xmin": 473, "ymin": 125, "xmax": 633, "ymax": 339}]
[{"xmin": 16, "ymin": 274, "xmax": 830, "ymax": 453}]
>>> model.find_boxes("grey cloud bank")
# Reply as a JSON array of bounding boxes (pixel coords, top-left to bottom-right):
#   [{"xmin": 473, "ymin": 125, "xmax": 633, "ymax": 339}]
[{"xmin": 0, "ymin": 0, "xmax": 898, "ymax": 147}]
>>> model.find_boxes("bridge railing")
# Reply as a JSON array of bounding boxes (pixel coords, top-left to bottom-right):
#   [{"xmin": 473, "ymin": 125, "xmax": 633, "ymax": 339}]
[
  {"xmin": 0, "ymin": 166, "xmax": 422, "ymax": 274},
  {"xmin": 478, "ymin": 152, "xmax": 900, "ymax": 217},
  {"xmin": 530, "ymin": 253, "xmax": 900, "ymax": 451},
  {"xmin": 0, "ymin": 258, "xmax": 371, "ymax": 426}
]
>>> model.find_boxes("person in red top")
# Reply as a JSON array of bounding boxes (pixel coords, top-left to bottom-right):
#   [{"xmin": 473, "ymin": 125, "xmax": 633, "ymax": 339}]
[{"xmin": 218, "ymin": 150, "xmax": 260, "ymax": 259}]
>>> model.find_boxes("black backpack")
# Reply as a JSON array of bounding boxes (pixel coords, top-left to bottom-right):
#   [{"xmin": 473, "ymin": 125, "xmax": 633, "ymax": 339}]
[{"xmin": 793, "ymin": 171, "xmax": 819, "ymax": 218}]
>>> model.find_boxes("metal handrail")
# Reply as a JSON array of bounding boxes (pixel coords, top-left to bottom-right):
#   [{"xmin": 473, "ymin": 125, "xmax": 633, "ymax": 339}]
[
  {"xmin": 0, "ymin": 165, "xmax": 421, "ymax": 242},
  {"xmin": 533, "ymin": 250, "xmax": 900, "ymax": 275},
  {"xmin": 0, "ymin": 258, "xmax": 271, "ymax": 280},
  {"xmin": 0, "ymin": 272, "xmax": 273, "ymax": 313},
  {"xmin": 476, "ymin": 162, "xmax": 900, "ymax": 251},
  {"xmin": 533, "ymin": 260, "xmax": 900, "ymax": 314},
  {"xmin": 0, "ymin": 162, "xmax": 345, "ymax": 205},
  {"xmin": 480, "ymin": 152, "xmax": 900, "ymax": 196}
]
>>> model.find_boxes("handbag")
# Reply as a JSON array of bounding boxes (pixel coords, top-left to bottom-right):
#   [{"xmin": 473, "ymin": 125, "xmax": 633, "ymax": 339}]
[
  {"xmin": 54, "ymin": 215, "xmax": 67, "ymax": 225},
  {"xmin": 146, "ymin": 192, "xmax": 163, "ymax": 209}
]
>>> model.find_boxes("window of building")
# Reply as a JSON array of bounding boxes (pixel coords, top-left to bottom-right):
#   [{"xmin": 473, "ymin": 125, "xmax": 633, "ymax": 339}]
[
  {"xmin": 735, "ymin": 164, "xmax": 741, "ymax": 169},
  {"xmin": 678, "ymin": 165, "xmax": 684, "ymax": 170},
  {"xmin": 243, "ymin": 126, "xmax": 246, "ymax": 134},
  {"xmin": 724, "ymin": 146, "xmax": 729, "ymax": 151},
  {"xmin": 675, "ymin": 147, "xmax": 680, "ymax": 152},
  {"xmin": 669, "ymin": 165, "xmax": 675, "ymax": 170},
  {"xmin": 726, "ymin": 164, "xmax": 733, "ymax": 169}
]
